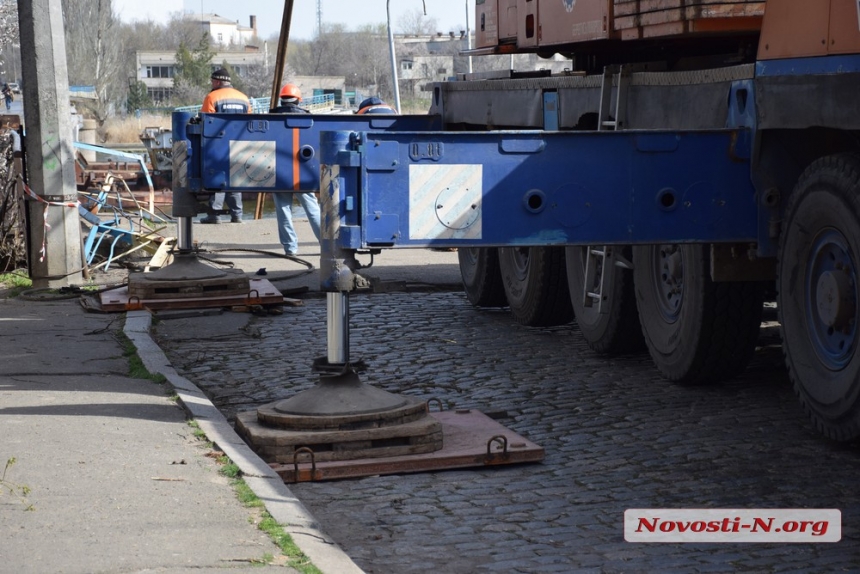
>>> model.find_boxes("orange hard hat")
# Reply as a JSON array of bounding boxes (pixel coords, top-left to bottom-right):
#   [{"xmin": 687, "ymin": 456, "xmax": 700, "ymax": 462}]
[{"xmin": 279, "ymin": 83, "xmax": 301, "ymax": 102}]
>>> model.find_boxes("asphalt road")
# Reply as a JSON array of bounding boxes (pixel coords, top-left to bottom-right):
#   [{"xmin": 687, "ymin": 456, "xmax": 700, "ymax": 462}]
[{"xmin": 152, "ymin": 285, "xmax": 860, "ymax": 573}]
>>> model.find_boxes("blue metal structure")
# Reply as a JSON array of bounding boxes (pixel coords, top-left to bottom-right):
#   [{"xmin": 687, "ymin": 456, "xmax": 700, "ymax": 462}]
[
  {"xmin": 327, "ymin": 129, "xmax": 757, "ymax": 250},
  {"xmin": 175, "ymin": 112, "xmax": 442, "ymax": 195},
  {"xmin": 179, "ymin": 111, "xmax": 758, "ymax": 251},
  {"xmin": 163, "ymin": 0, "xmax": 860, "ymax": 442}
]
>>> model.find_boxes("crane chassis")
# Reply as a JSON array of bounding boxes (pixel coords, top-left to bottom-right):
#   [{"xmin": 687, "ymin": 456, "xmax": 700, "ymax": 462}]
[{"xmin": 173, "ymin": 0, "xmax": 860, "ymax": 441}]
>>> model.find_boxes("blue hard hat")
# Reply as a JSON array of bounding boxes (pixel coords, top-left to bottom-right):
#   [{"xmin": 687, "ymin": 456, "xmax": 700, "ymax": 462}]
[{"xmin": 358, "ymin": 97, "xmax": 384, "ymax": 109}]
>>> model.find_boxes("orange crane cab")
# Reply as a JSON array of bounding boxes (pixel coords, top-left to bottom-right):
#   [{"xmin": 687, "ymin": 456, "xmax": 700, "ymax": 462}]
[{"xmin": 758, "ymin": 0, "xmax": 860, "ymax": 59}]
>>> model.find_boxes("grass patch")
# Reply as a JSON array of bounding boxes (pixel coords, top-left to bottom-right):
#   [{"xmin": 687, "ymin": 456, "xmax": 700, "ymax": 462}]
[
  {"xmin": 203, "ymin": 445, "xmax": 322, "ymax": 574},
  {"xmin": 116, "ymin": 330, "xmax": 167, "ymax": 384},
  {"xmin": 1, "ymin": 457, "xmax": 34, "ymax": 511},
  {"xmin": 232, "ymin": 478, "xmax": 264, "ymax": 508},
  {"xmin": 218, "ymin": 456, "xmax": 242, "ymax": 479},
  {"xmin": 230, "ymin": 474, "xmax": 322, "ymax": 574},
  {"xmin": 187, "ymin": 420, "xmax": 209, "ymax": 442},
  {"xmin": 0, "ymin": 271, "xmax": 32, "ymax": 297},
  {"xmin": 101, "ymin": 115, "xmax": 171, "ymax": 144},
  {"xmin": 257, "ymin": 512, "xmax": 323, "ymax": 574}
]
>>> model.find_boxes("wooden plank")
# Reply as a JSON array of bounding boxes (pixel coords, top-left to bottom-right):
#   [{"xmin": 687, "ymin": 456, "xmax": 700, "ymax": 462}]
[
  {"xmin": 238, "ymin": 405, "xmax": 445, "ymax": 463},
  {"xmin": 615, "ymin": 0, "xmax": 682, "ymax": 17},
  {"xmin": 613, "ymin": 1, "xmax": 764, "ymax": 33},
  {"xmin": 689, "ymin": 15, "xmax": 763, "ymax": 33},
  {"xmin": 620, "ymin": 27, "xmax": 643, "ymax": 40},
  {"xmin": 98, "ymin": 278, "xmax": 294, "ymax": 312},
  {"xmin": 144, "ymin": 237, "xmax": 175, "ymax": 271},
  {"xmin": 685, "ymin": 3, "xmax": 764, "ymax": 19},
  {"xmin": 641, "ymin": 20, "xmax": 689, "ymax": 38},
  {"xmin": 640, "ymin": 7, "xmax": 683, "ymax": 26},
  {"xmin": 614, "ymin": 0, "xmax": 761, "ymax": 10},
  {"xmin": 613, "ymin": 14, "xmax": 641, "ymax": 30},
  {"xmin": 265, "ymin": 410, "xmax": 545, "ymax": 483}
]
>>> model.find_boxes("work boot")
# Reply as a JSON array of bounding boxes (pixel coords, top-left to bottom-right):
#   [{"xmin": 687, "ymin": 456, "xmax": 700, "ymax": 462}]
[{"xmin": 199, "ymin": 216, "xmax": 220, "ymax": 224}]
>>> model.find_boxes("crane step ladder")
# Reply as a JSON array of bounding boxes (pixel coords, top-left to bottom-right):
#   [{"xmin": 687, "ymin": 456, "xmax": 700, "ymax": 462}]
[
  {"xmin": 585, "ymin": 65, "xmax": 631, "ymax": 312},
  {"xmin": 597, "ymin": 64, "xmax": 631, "ymax": 131}
]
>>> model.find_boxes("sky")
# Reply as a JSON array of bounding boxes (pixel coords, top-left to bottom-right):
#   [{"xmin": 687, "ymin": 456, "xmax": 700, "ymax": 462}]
[{"xmin": 112, "ymin": 0, "xmax": 476, "ymax": 41}]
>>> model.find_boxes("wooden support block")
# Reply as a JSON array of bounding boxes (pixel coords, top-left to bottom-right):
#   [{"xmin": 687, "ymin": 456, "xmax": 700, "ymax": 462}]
[{"xmin": 144, "ymin": 237, "xmax": 175, "ymax": 271}]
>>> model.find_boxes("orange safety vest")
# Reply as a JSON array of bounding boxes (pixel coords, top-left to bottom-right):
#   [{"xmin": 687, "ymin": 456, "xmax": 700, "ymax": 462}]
[{"xmin": 201, "ymin": 87, "xmax": 251, "ymax": 113}]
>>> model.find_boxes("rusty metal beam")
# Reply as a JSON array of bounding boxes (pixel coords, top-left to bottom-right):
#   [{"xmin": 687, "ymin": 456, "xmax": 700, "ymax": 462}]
[{"xmin": 270, "ymin": 1, "xmax": 295, "ymax": 106}]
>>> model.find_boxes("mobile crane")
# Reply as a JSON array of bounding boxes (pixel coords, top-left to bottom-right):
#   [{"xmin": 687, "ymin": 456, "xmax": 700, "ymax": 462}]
[{"xmin": 171, "ymin": 0, "xmax": 860, "ymax": 442}]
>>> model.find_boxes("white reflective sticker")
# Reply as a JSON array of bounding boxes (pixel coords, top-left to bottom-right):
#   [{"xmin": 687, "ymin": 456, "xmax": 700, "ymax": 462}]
[
  {"xmin": 409, "ymin": 164, "xmax": 482, "ymax": 240},
  {"xmin": 230, "ymin": 140, "xmax": 276, "ymax": 188}
]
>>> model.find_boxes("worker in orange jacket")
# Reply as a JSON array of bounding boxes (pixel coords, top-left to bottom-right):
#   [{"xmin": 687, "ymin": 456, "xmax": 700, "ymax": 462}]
[
  {"xmin": 201, "ymin": 68, "xmax": 251, "ymax": 113},
  {"xmin": 199, "ymin": 69, "xmax": 250, "ymax": 223}
]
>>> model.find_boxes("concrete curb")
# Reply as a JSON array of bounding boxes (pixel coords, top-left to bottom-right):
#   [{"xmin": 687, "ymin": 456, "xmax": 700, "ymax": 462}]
[{"xmin": 124, "ymin": 310, "xmax": 365, "ymax": 574}]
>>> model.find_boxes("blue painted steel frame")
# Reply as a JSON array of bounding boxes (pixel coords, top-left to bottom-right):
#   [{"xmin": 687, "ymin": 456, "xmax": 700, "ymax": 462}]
[
  {"xmin": 191, "ymin": 113, "xmax": 442, "ymax": 193},
  {"xmin": 756, "ymin": 53, "xmax": 860, "ymax": 76},
  {"xmin": 324, "ymin": 128, "xmax": 759, "ymax": 249}
]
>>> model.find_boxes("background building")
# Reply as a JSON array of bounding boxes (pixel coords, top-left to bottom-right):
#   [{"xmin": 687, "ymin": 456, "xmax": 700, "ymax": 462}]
[
  {"xmin": 135, "ymin": 49, "xmax": 266, "ymax": 103},
  {"xmin": 201, "ymin": 14, "xmax": 258, "ymax": 48}
]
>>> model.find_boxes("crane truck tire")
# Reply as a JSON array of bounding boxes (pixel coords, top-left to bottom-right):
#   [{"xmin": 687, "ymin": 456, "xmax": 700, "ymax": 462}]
[
  {"xmin": 632, "ymin": 244, "xmax": 764, "ymax": 385},
  {"xmin": 457, "ymin": 247, "xmax": 508, "ymax": 307},
  {"xmin": 565, "ymin": 245, "xmax": 645, "ymax": 354},
  {"xmin": 498, "ymin": 246, "xmax": 574, "ymax": 327},
  {"xmin": 778, "ymin": 153, "xmax": 860, "ymax": 441}
]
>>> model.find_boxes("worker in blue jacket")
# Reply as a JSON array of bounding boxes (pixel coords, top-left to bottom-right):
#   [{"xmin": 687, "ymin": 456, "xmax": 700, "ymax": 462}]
[{"xmin": 356, "ymin": 96, "xmax": 396, "ymax": 114}]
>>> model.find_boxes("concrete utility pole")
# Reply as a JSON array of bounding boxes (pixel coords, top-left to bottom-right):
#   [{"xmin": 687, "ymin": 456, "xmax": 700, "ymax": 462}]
[{"xmin": 18, "ymin": 0, "xmax": 82, "ymax": 288}]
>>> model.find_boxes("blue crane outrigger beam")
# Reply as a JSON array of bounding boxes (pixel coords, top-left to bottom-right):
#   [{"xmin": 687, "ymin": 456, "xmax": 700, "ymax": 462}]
[
  {"xmin": 177, "ymin": 112, "xmax": 758, "ymax": 250},
  {"xmin": 170, "ymin": 111, "xmax": 444, "ymax": 249},
  {"xmin": 174, "ymin": 111, "xmax": 761, "ymax": 292},
  {"xmin": 175, "ymin": 111, "xmax": 442, "ymax": 198},
  {"xmin": 319, "ymin": 127, "xmax": 759, "ymax": 253}
]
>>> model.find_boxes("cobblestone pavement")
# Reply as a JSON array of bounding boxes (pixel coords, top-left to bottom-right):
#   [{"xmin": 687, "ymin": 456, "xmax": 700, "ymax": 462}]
[{"xmin": 153, "ymin": 293, "xmax": 860, "ymax": 574}]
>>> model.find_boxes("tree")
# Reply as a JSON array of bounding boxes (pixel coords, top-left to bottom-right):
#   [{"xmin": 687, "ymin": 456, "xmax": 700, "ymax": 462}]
[
  {"xmin": 0, "ymin": 0, "xmax": 19, "ymax": 84},
  {"xmin": 126, "ymin": 80, "xmax": 151, "ymax": 112},
  {"xmin": 288, "ymin": 23, "xmax": 351, "ymax": 78},
  {"xmin": 241, "ymin": 59, "xmax": 281, "ymax": 100},
  {"xmin": 62, "ymin": 0, "xmax": 126, "ymax": 124},
  {"xmin": 349, "ymin": 24, "xmax": 395, "ymax": 100},
  {"xmin": 162, "ymin": 12, "xmax": 209, "ymax": 49},
  {"xmin": 288, "ymin": 23, "xmax": 395, "ymax": 102},
  {"xmin": 0, "ymin": 4, "xmax": 21, "ymax": 271},
  {"xmin": 172, "ymin": 33, "xmax": 215, "ymax": 106},
  {"xmin": 217, "ymin": 60, "xmax": 244, "ymax": 94},
  {"xmin": 397, "ymin": 8, "xmax": 439, "ymax": 36}
]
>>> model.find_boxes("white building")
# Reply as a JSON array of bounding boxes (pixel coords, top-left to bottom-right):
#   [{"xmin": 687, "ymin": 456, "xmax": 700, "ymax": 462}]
[
  {"xmin": 134, "ymin": 13, "xmax": 260, "ymax": 102},
  {"xmin": 135, "ymin": 49, "xmax": 265, "ymax": 102},
  {"xmin": 202, "ymin": 14, "xmax": 258, "ymax": 48}
]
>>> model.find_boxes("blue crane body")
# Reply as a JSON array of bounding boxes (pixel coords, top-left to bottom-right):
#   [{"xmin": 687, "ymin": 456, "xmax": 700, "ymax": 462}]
[
  {"xmin": 320, "ymin": 128, "xmax": 758, "ymax": 249},
  {"xmin": 174, "ymin": 112, "xmax": 441, "ymax": 195},
  {"xmin": 172, "ymin": 0, "xmax": 860, "ymax": 441}
]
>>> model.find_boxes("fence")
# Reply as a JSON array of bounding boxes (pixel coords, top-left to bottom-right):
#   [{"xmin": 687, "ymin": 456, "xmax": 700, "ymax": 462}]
[
  {"xmin": 69, "ymin": 85, "xmax": 97, "ymax": 100},
  {"xmin": 174, "ymin": 93, "xmax": 335, "ymax": 115}
]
